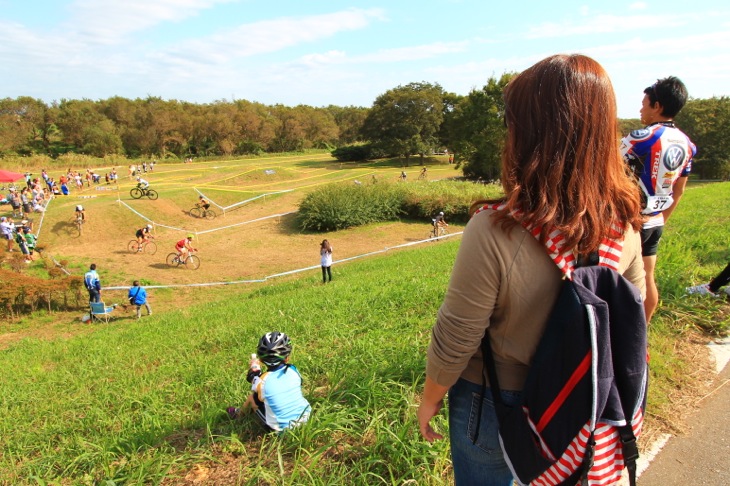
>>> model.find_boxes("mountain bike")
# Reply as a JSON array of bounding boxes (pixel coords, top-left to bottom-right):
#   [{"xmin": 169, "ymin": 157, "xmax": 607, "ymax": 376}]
[
  {"xmin": 130, "ymin": 185, "xmax": 159, "ymax": 200},
  {"xmin": 128, "ymin": 239, "xmax": 157, "ymax": 255},
  {"xmin": 428, "ymin": 224, "xmax": 449, "ymax": 239},
  {"xmin": 166, "ymin": 251, "xmax": 201, "ymax": 270},
  {"xmin": 73, "ymin": 215, "xmax": 84, "ymax": 236},
  {"xmin": 189, "ymin": 204, "xmax": 217, "ymax": 220}
]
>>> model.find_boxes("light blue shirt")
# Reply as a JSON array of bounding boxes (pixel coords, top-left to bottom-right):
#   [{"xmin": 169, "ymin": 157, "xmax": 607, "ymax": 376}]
[{"xmin": 252, "ymin": 364, "xmax": 311, "ymax": 431}]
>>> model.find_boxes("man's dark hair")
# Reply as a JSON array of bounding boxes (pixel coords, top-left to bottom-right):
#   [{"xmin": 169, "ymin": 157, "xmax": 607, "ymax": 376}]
[
  {"xmin": 644, "ymin": 76, "xmax": 688, "ymax": 118},
  {"xmin": 90, "ymin": 263, "xmax": 96, "ymax": 270},
  {"xmin": 133, "ymin": 280, "xmax": 140, "ymax": 286}
]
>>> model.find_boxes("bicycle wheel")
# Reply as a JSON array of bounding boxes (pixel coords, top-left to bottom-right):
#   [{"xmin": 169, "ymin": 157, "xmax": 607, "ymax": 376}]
[
  {"xmin": 146, "ymin": 189, "xmax": 159, "ymax": 200},
  {"xmin": 190, "ymin": 207, "xmax": 202, "ymax": 218},
  {"xmin": 184, "ymin": 255, "xmax": 201, "ymax": 270},
  {"xmin": 166, "ymin": 253, "xmax": 180, "ymax": 267},
  {"xmin": 128, "ymin": 240, "xmax": 141, "ymax": 253},
  {"xmin": 130, "ymin": 187, "xmax": 143, "ymax": 199},
  {"xmin": 204, "ymin": 208, "xmax": 216, "ymax": 220},
  {"xmin": 144, "ymin": 241, "xmax": 157, "ymax": 255}
]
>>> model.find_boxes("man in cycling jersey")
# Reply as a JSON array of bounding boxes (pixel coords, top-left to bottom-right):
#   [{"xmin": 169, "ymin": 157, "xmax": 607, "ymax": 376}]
[
  {"xmin": 75, "ymin": 205, "xmax": 85, "ymax": 221},
  {"xmin": 135, "ymin": 224, "xmax": 154, "ymax": 250},
  {"xmin": 198, "ymin": 195, "xmax": 210, "ymax": 211},
  {"xmin": 175, "ymin": 234, "xmax": 197, "ymax": 262},
  {"xmin": 620, "ymin": 76, "xmax": 696, "ymax": 323},
  {"xmin": 136, "ymin": 176, "xmax": 149, "ymax": 189},
  {"xmin": 433, "ymin": 211, "xmax": 447, "ymax": 233}
]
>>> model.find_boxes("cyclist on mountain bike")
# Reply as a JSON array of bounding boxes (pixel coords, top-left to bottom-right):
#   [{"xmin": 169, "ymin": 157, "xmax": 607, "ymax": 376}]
[
  {"xmin": 136, "ymin": 176, "xmax": 149, "ymax": 190},
  {"xmin": 135, "ymin": 224, "xmax": 154, "ymax": 249},
  {"xmin": 75, "ymin": 204, "xmax": 85, "ymax": 222},
  {"xmin": 432, "ymin": 211, "xmax": 448, "ymax": 235},
  {"xmin": 419, "ymin": 167, "xmax": 428, "ymax": 178},
  {"xmin": 175, "ymin": 234, "xmax": 197, "ymax": 262},
  {"xmin": 198, "ymin": 195, "xmax": 210, "ymax": 211}
]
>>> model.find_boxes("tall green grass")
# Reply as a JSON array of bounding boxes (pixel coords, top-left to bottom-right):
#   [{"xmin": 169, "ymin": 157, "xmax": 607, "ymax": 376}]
[{"xmin": 1, "ymin": 182, "xmax": 728, "ymax": 484}]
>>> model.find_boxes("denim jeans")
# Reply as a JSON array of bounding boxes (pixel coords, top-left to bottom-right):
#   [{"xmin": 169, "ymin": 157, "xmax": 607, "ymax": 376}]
[{"xmin": 448, "ymin": 378, "xmax": 521, "ymax": 486}]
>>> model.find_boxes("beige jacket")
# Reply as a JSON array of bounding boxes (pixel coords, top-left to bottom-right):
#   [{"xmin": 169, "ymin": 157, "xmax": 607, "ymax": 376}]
[{"xmin": 426, "ymin": 208, "xmax": 646, "ymax": 391}]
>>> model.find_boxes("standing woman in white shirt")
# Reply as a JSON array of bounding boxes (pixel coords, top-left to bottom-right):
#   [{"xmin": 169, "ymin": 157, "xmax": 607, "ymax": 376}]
[{"xmin": 320, "ymin": 239, "xmax": 333, "ymax": 283}]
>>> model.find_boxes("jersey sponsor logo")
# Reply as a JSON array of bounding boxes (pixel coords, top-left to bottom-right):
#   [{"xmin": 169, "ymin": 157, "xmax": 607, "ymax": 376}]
[
  {"xmin": 629, "ymin": 128, "xmax": 651, "ymax": 139},
  {"xmin": 663, "ymin": 144, "xmax": 686, "ymax": 171}
]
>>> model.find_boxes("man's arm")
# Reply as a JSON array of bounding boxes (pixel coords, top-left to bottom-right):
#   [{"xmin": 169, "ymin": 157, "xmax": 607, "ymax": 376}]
[{"xmin": 662, "ymin": 176, "xmax": 688, "ymax": 223}]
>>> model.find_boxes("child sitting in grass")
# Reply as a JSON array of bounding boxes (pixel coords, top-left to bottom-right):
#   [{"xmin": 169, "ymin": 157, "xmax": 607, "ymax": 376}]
[{"xmin": 227, "ymin": 331, "xmax": 311, "ymax": 432}]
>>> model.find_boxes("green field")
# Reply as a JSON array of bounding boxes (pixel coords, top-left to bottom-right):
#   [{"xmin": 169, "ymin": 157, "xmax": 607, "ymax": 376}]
[{"xmin": 1, "ymin": 171, "xmax": 728, "ymax": 484}]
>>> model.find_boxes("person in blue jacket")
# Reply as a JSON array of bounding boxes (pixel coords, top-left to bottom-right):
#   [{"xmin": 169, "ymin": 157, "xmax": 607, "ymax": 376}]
[
  {"xmin": 127, "ymin": 280, "xmax": 152, "ymax": 319},
  {"xmin": 84, "ymin": 263, "xmax": 101, "ymax": 303}
]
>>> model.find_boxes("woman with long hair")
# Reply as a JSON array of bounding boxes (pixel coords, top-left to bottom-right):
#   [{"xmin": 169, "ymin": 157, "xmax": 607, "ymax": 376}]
[
  {"xmin": 417, "ymin": 54, "xmax": 646, "ymax": 485},
  {"xmin": 320, "ymin": 239, "xmax": 333, "ymax": 283}
]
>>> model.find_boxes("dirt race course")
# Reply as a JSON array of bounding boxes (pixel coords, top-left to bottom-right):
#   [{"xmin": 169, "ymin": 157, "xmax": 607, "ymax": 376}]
[{"xmin": 18, "ymin": 153, "xmax": 464, "ymax": 329}]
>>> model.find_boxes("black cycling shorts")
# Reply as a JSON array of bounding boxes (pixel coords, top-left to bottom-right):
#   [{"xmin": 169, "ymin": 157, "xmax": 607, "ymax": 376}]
[{"xmin": 640, "ymin": 226, "xmax": 664, "ymax": 257}]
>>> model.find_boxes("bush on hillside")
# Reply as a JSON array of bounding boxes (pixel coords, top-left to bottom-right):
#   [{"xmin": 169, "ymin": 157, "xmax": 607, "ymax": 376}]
[
  {"xmin": 298, "ymin": 183, "xmax": 407, "ymax": 231},
  {"xmin": 298, "ymin": 180, "xmax": 503, "ymax": 231},
  {"xmin": 0, "ymin": 268, "xmax": 84, "ymax": 318}
]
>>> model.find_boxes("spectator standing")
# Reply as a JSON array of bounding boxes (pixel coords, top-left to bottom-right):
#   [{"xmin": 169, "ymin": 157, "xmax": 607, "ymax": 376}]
[
  {"xmin": 620, "ymin": 76, "xmax": 696, "ymax": 322},
  {"xmin": 23, "ymin": 227, "xmax": 37, "ymax": 259},
  {"xmin": 417, "ymin": 54, "xmax": 646, "ymax": 485},
  {"xmin": 128, "ymin": 280, "xmax": 152, "ymax": 319},
  {"xmin": 1, "ymin": 217, "xmax": 13, "ymax": 251},
  {"xmin": 320, "ymin": 239, "xmax": 333, "ymax": 283},
  {"xmin": 84, "ymin": 263, "xmax": 102, "ymax": 303}
]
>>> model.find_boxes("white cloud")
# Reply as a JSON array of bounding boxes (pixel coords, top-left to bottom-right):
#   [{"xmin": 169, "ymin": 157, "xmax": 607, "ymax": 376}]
[
  {"xmin": 352, "ymin": 41, "xmax": 469, "ymax": 63},
  {"xmin": 525, "ymin": 13, "xmax": 684, "ymax": 39},
  {"xmin": 629, "ymin": 2, "xmax": 648, "ymax": 11},
  {"xmin": 157, "ymin": 8, "xmax": 386, "ymax": 66},
  {"xmin": 68, "ymin": 0, "xmax": 235, "ymax": 43}
]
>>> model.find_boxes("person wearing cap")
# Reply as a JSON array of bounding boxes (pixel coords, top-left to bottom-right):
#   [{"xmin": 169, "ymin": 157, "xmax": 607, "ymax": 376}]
[
  {"xmin": 175, "ymin": 234, "xmax": 197, "ymax": 263},
  {"xmin": 23, "ymin": 227, "xmax": 36, "ymax": 259},
  {"xmin": 135, "ymin": 224, "xmax": 154, "ymax": 250}
]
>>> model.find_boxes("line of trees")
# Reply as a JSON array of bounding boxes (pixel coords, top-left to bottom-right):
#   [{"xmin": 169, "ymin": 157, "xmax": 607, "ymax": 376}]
[
  {"xmin": 0, "ymin": 96, "xmax": 369, "ymax": 159},
  {"xmin": 2, "ymin": 85, "xmax": 728, "ymax": 180}
]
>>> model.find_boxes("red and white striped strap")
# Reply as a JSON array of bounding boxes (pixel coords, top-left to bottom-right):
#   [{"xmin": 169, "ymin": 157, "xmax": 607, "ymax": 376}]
[{"xmin": 473, "ymin": 204, "xmax": 623, "ymax": 279}]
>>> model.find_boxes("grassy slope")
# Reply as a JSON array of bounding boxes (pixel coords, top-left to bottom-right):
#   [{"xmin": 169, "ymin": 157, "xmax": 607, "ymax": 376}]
[{"xmin": 1, "ymin": 181, "xmax": 728, "ymax": 485}]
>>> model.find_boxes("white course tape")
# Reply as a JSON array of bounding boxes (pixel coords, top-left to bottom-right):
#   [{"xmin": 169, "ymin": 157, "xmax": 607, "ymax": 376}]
[{"xmin": 102, "ymin": 231, "xmax": 462, "ymax": 291}]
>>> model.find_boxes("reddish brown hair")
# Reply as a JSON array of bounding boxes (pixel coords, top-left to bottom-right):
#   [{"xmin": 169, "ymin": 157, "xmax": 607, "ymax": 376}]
[{"xmin": 473, "ymin": 54, "xmax": 642, "ymax": 252}]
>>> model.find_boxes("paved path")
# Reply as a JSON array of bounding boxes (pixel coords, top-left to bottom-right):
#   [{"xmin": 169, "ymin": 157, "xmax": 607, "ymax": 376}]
[{"xmin": 638, "ymin": 339, "xmax": 730, "ymax": 485}]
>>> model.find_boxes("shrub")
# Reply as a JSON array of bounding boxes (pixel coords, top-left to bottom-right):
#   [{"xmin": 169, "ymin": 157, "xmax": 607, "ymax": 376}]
[
  {"xmin": 331, "ymin": 144, "xmax": 372, "ymax": 162},
  {"xmin": 298, "ymin": 180, "xmax": 503, "ymax": 231},
  {"xmin": 0, "ymin": 268, "xmax": 84, "ymax": 318}
]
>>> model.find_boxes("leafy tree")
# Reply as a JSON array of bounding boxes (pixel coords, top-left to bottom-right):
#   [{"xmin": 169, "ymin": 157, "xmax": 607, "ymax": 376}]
[
  {"xmin": 55, "ymin": 99, "xmax": 107, "ymax": 152},
  {"xmin": 327, "ymin": 105, "xmax": 369, "ymax": 145},
  {"xmin": 618, "ymin": 118, "xmax": 642, "ymax": 136},
  {"xmin": 360, "ymin": 82, "xmax": 445, "ymax": 166},
  {"xmin": 81, "ymin": 119, "xmax": 123, "ymax": 157},
  {"xmin": 0, "ymin": 97, "xmax": 57, "ymax": 155},
  {"xmin": 446, "ymin": 73, "xmax": 515, "ymax": 181},
  {"xmin": 675, "ymin": 97, "xmax": 730, "ymax": 179}
]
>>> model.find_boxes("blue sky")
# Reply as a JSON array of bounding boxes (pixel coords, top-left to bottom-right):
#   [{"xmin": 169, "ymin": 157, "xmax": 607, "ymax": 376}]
[{"xmin": 2, "ymin": 0, "xmax": 729, "ymax": 118}]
